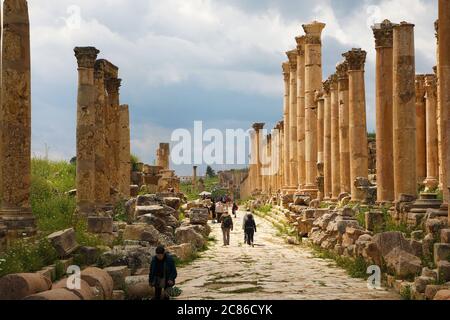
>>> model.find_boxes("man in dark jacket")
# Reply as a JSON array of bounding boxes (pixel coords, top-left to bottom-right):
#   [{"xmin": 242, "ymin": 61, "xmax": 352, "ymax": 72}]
[{"xmin": 149, "ymin": 246, "xmax": 177, "ymax": 300}]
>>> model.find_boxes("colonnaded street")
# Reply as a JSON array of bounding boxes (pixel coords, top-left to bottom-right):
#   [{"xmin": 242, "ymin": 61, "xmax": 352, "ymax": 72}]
[{"xmin": 176, "ymin": 210, "xmax": 400, "ymax": 300}]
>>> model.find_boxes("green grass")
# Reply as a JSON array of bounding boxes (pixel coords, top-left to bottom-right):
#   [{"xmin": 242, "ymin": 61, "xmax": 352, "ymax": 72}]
[
  {"xmin": 311, "ymin": 245, "xmax": 370, "ymax": 279},
  {"xmin": 400, "ymin": 284, "xmax": 412, "ymax": 300},
  {"xmin": 0, "ymin": 158, "xmax": 106, "ymax": 277}
]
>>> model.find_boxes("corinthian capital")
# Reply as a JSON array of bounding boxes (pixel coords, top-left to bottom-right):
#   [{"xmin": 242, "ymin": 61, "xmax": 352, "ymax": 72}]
[
  {"xmin": 336, "ymin": 61, "xmax": 349, "ymax": 80},
  {"xmin": 302, "ymin": 21, "xmax": 326, "ymax": 45},
  {"xmin": 329, "ymin": 74, "xmax": 338, "ymax": 90},
  {"xmin": 286, "ymin": 50, "xmax": 298, "ymax": 71},
  {"xmin": 252, "ymin": 123, "xmax": 265, "ymax": 131},
  {"xmin": 342, "ymin": 48, "xmax": 367, "ymax": 71},
  {"xmin": 74, "ymin": 47, "xmax": 100, "ymax": 69},
  {"xmin": 105, "ymin": 77, "xmax": 122, "ymax": 94},
  {"xmin": 372, "ymin": 19, "xmax": 396, "ymax": 48},
  {"xmin": 295, "ymin": 36, "xmax": 306, "ymax": 56}
]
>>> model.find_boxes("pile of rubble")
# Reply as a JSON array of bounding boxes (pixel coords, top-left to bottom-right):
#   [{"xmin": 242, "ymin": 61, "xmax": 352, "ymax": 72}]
[{"xmin": 0, "ymin": 193, "xmax": 212, "ymax": 300}]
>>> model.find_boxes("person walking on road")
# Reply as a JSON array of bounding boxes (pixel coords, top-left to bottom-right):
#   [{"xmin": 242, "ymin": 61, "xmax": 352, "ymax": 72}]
[
  {"xmin": 232, "ymin": 202, "xmax": 238, "ymax": 218},
  {"xmin": 220, "ymin": 211, "xmax": 234, "ymax": 246},
  {"xmin": 244, "ymin": 213, "xmax": 257, "ymax": 247}
]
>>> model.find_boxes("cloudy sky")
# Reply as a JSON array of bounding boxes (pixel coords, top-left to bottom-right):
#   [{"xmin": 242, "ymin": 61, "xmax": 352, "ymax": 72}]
[{"xmin": 28, "ymin": 0, "xmax": 438, "ymax": 176}]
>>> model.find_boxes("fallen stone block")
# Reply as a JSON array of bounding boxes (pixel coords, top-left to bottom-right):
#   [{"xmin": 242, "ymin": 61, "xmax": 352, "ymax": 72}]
[
  {"xmin": 104, "ymin": 266, "xmax": 131, "ymax": 290},
  {"xmin": 441, "ymin": 229, "xmax": 450, "ymax": 244},
  {"xmin": 414, "ymin": 276, "xmax": 435, "ymax": 294},
  {"xmin": 175, "ymin": 226, "xmax": 205, "ymax": 250},
  {"xmin": 384, "ymin": 248, "xmax": 422, "ymax": 279},
  {"xmin": 168, "ymin": 243, "xmax": 194, "ymax": 261},
  {"xmin": 0, "ymin": 273, "xmax": 52, "ymax": 300},
  {"xmin": 87, "ymin": 216, "xmax": 113, "ymax": 234},
  {"xmin": 189, "ymin": 208, "xmax": 209, "ymax": 225},
  {"xmin": 437, "ymin": 261, "xmax": 450, "ymax": 283},
  {"xmin": 433, "ymin": 289, "xmax": 450, "ymax": 300},
  {"xmin": 125, "ymin": 275, "xmax": 154, "ymax": 300},
  {"xmin": 81, "ymin": 267, "xmax": 114, "ymax": 300},
  {"xmin": 47, "ymin": 228, "xmax": 79, "ymax": 257},
  {"xmin": 163, "ymin": 197, "xmax": 181, "ymax": 210},
  {"xmin": 52, "ymin": 278, "xmax": 95, "ymax": 300},
  {"xmin": 24, "ymin": 288, "xmax": 81, "ymax": 300},
  {"xmin": 434, "ymin": 243, "xmax": 450, "ymax": 264},
  {"xmin": 425, "ymin": 284, "xmax": 449, "ymax": 300},
  {"xmin": 123, "ymin": 224, "xmax": 160, "ymax": 244}
]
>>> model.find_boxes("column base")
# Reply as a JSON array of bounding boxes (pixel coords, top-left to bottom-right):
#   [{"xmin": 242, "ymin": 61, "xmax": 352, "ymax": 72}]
[
  {"xmin": 301, "ymin": 185, "xmax": 319, "ymax": 199},
  {"xmin": 282, "ymin": 186, "xmax": 297, "ymax": 195},
  {"xmin": 0, "ymin": 207, "xmax": 37, "ymax": 241}
]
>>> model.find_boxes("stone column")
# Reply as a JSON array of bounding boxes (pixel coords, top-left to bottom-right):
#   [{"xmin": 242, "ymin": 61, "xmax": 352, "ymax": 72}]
[
  {"xmin": 330, "ymin": 74, "xmax": 341, "ymax": 200},
  {"xmin": 93, "ymin": 61, "xmax": 109, "ymax": 207},
  {"xmin": 266, "ymin": 134, "xmax": 272, "ymax": 195},
  {"xmin": 393, "ymin": 22, "xmax": 417, "ymax": 200},
  {"xmin": 415, "ymin": 75, "xmax": 427, "ymax": 186},
  {"xmin": 439, "ymin": 1, "xmax": 450, "ymax": 224},
  {"xmin": 74, "ymin": 47, "xmax": 99, "ymax": 215},
  {"xmin": 0, "ymin": 0, "xmax": 36, "ymax": 238},
  {"xmin": 193, "ymin": 166, "xmax": 198, "ymax": 190},
  {"xmin": 296, "ymin": 36, "xmax": 306, "ymax": 189},
  {"xmin": 424, "ymin": 75, "xmax": 439, "ymax": 190},
  {"xmin": 336, "ymin": 61, "xmax": 351, "ymax": 194},
  {"xmin": 343, "ymin": 49, "xmax": 369, "ymax": 202},
  {"xmin": 253, "ymin": 123, "xmax": 265, "ymax": 192},
  {"xmin": 249, "ymin": 130, "xmax": 256, "ymax": 192},
  {"xmin": 119, "ymin": 104, "xmax": 131, "ymax": 197},
  {"xmin": 302, "ymin": 21, "xmax": 326, "ymax": 197},
  {"xmin": 373, "ymin": 20, "xmax": 395, "ymax": 203},
  {"xmin": 323, "ymin": 80, "xmax": 332, "ymax": 200},
  {"xmin": 278, "ymin": 121, "xmax": 285, "ymax": 191},
  {"xmin": 105, "ymin": 77, "xmax": 122, "ymax": 192},
  {"xmin": 282, "ymin": 63, "xmax": 291, "ymax": 188},
  {"xmin": 156, "ymin": 143, "xmax": 170, "ymax": 170},
  {"xmin": 316, "ymin": 91, "xmax": 325, "ymax": 166},
  {"xmin": 287, "ymin": 50, "xmax": 298, "ymax": 189}
]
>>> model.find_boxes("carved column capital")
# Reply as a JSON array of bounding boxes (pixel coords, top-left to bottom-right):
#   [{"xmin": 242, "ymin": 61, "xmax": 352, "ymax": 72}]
[
  {"xmin": 342, "ymin": 48, "xmax": 367, "ymax": 71},
  {"xmin": 372, "ymin": 19, "xmax": 396, "ymax": 48},
  {"xmin": 74, "ymin": 47, "xmax": 100, "ymax": 69},
  {"xmin": 329, "ymin": 74, "xmax": 338, "ymax": 91},
  {"xmin": 286, "ymin": 50, "xmax": 298, "ymax": 71},
  {"xmin": 252, "ymin": 123, "xmax": 265, "ymax": 131},
  {"xmin": 336, "ymin": 61, "xmax": 349, "ymax": 80},
  {"xmin": 322, "ymin": 79, "xmax": 331, "ymax": 95},
  {"xmin": 105, "ymin": 77, "xmax": 122, "ymax": 94},
  {"xmin": 302, "ymin": 21, "xmax": 326, "ymax": 45}
]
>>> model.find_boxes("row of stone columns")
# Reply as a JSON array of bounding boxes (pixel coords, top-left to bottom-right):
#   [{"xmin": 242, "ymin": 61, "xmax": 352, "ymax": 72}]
[{"xmin": 74, "ymin": 47, "xmax": 131, "ymax": 216}]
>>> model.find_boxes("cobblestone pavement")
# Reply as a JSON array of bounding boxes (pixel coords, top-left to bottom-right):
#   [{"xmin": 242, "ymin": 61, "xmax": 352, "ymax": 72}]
[{"xmin": 176, "ymin": 210, "xmax": 400, "ymax": 300}]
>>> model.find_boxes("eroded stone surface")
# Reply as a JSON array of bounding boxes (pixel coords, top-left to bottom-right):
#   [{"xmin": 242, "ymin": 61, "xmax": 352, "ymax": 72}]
[{"xmin": 177, "ymin": 211, "xmax": 399, "ymax": 300}]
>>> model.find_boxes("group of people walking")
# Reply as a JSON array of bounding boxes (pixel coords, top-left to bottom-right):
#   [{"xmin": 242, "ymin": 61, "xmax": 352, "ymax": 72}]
[{"xmin": 211, "ymin": 201, "xmax": 257, "ymax": 247}]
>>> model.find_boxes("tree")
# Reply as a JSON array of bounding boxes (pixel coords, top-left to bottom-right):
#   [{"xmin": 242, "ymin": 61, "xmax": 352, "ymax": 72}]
[{"xmin": 206, "ymin": 165, "xmax": 216, "ymax": 178}]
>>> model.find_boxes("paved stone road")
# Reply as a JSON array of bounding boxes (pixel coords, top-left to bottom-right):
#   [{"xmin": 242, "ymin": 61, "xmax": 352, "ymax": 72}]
[{"xmin": 176, "ymin": 210, "xmax": 400, "ymax": 300}]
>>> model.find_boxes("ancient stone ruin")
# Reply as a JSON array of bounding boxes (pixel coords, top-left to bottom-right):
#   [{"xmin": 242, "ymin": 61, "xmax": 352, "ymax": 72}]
[{"xmin": 241, "ymin": 4, "xmax": 450, "ymax": 300}]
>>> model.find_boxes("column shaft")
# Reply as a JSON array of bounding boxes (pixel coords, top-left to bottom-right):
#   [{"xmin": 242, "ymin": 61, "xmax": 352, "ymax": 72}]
[
  {"xmin": 74, "ymin": 47, "xmax": 99, "ymax": 215},
  {"xmin": 0, "ymin": 0, "xmax": 36, "ymax": 237},
  {"xmin": 393, "ymin": 22, "xmax": 417, "ymax": 199},
  {"xmin": 119, "ymin": 105, "xmax": 131, "ymax": 197},
  {"xmin": 296, "ymin": 36, "xmax": 306, "ymax": 189},
  {"xmin": 330, "ymin": 75, "xmax": 341, "ymax": 200},
  {"xmin": 282, "ymin": 63, "xmax": 291, "ymax": 188},
  {"xmin": 373, "ymin": 20, "xmax": 395, "ymax": 203},
  {"xmin": 415, "ymin": 75, "xmax": 427, "ymax": 185},
  {"xmin": 302, "ymin": 21, "xmax": 326, "ymax": 197},
  {"xmin": 337, "ymin": 62, "xmax": 351, "ymax": 194},
  {"xmin": 323, "ymin": 80, "xmax": 332, "ymax": 199},
  {"xmin": 343, "ymin": 49, "xmax": 369, "ymax": 202},
  {"xmin": 287, "ymin": 50, "xmax": 298, "ymax": 188}
]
